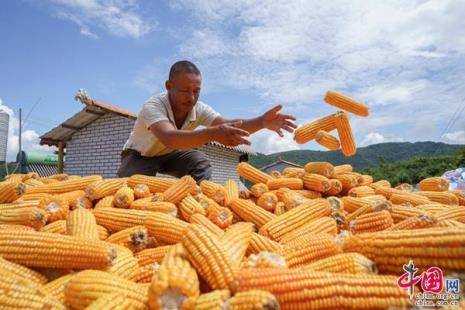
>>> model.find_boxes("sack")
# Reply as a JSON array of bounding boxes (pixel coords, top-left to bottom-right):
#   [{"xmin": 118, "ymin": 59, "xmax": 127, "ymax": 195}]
[{"xmin": 442, "ymin": 167, "xmax": 465, "ymax": 190}]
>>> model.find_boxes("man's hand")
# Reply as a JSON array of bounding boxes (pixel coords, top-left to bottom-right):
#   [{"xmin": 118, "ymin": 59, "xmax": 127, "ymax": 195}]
[
  {"xmin": 212, "ymin": 121, "xmax": 251, "ymax": 146},
  {"xmin": 261, "ymin": 104, "xmax": 297, "ymax": 137}
]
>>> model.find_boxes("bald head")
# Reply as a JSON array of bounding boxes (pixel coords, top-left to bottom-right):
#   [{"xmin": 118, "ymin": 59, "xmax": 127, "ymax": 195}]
[{"xmin": 169, "ymin": 60, "xmax": 201, "ymax": 80}]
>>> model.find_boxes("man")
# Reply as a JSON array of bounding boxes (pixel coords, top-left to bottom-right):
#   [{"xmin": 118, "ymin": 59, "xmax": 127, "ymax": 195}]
[{"xmin": 118, "ymin": 60, "xmax": 297, "ymax": 182}]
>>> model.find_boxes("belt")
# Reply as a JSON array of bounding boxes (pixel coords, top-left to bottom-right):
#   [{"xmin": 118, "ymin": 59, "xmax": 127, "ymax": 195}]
[{"xmin": 121, "ymin": 148, "xmax": 142, "ymax": 157}]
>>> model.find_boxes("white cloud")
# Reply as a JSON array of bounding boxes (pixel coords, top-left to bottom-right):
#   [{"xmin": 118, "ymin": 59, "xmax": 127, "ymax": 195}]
[
  {"xmin": 361, "ymin": 132, "xmax": 404, "ymax": 146},
  {"xmin": 442, "ymin": 131, "xmax": 465, "ymax": 144},
  {"xmin": 0, "ymin": 98, "xmax": 56, "ymax": 162},
  {"xmin": 51, "ymin": 0, "xmax": 155, "ymax": 39},
  {"xmin": 250, "ymin": 130, "xmax": 300, "ymax": 155}
]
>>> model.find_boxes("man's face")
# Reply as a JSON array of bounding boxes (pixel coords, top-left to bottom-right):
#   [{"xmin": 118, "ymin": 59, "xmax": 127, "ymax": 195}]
[{"xmin": 166, "ymin": 73, "xmax": 202, "ymax": 114}]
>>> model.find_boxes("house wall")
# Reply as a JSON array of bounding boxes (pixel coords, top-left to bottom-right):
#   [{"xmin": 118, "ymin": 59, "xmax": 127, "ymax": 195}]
[
  {"xmin": 262, "ymin": 162, "xmax": 300, "ymax": 174},
  {"xmin": 64, "ymin": 113, "xmax": 243, "ymax": 183}
]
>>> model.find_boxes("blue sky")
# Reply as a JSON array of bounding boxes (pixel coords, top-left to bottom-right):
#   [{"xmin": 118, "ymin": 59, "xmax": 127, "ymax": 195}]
[{"xmin": 1, "ymin": 0, "xmax": 465, "ymax": 161}]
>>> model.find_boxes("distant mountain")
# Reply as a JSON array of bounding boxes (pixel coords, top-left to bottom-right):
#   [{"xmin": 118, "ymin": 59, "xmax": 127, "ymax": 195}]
[{"xmin": 248, "ymin": 142, "xmax": 464, "ymax": 171}]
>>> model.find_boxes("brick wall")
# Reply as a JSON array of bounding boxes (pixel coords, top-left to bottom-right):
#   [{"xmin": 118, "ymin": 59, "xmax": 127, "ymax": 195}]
[{"xmin": 65, "ymin": 113, "xmax": 243, "ymax": 182}]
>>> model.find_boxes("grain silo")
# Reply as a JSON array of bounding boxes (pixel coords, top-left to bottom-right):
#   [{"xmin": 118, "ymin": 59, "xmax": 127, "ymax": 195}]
[{"xmin": 0, "ymin": 110, "xmax": 9, "ymax": 163}]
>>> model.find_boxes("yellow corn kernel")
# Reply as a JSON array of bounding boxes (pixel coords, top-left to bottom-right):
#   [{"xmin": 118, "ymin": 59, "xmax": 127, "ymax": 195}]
[
  {"xmin": 230, "ymin": 198, "xmax": 276, "ymax": 229},
  {"xmin": 246, "ymin": 232, "xmax": 283, "ymax": 256},
  {"xmin": 94, "ymin": 195, "xmax": 114, "ymax": 208},
  {"xmin": 190, "ymin": 213, "xmax": 225, "ymax": 237},
  {"xmin": 324, "ymin": 90, "xmax": 369, "ymax": 117},
  {"xmin": 304, "ymin": 161, "xmax": 335, "ymax": 178},
  {"xmin": 302, "ymin": 173, "xmax": 331, "ymax": 192},
  {"xmin": 144, "ymin": 212, "xmax": 189, "ymax": 244},
  {"xmin": 266, "ymin": 177, "xmax": 303, "ymax": 191},
  {"xmin": 335, "ymin": 111, "xmax": 357, "ymax": 156},
  {"xmin": 315, "ymin": 130, "xmax": 341, "ymax": 151},
  {"xmin": 163, "ymin": 175, "xmax": 197, "ymax": 204},
  {"xmin": 0, "ymin": 206, "xmax": 48, "ymax": 230},
  {"xmin": 180, "ymin": 194, "xmax": 207, "ymax": 221},
  {"xmin": 226, "ymin": 290, "xmax": 279, "ymax": 310},
  {"xmin": 0, "ymin": 181, "xmax": 26, "ymax": 203},
  {"xmin": 66, "ymin": 208, "xmax": 99, "ymax": 240},
  {"xmin": 128, "ymin": 174, "xmax": 176, "ymax": 193},
  {"xmin": 303, "ymin": 252, "xmax": 377, "ymax": 274},
  {"xmin": 349, "ymin": 210, "xmax": 394, "ymax": 234}
]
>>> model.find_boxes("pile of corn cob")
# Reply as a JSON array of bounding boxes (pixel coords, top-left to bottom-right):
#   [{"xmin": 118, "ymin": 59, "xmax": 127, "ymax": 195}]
[
  {"xmin": 294, "ymin": 90, "xmax": 369, "ymax": 156},
  {"xmin": 0, "ymin": 162, "xmax": 464, "ymax": 310}
]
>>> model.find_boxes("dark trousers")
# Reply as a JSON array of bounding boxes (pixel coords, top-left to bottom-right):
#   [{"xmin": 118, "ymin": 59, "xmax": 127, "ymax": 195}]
[{"xmin": 117, "ymin": 149, "xmax": 212, "ymax": 183}]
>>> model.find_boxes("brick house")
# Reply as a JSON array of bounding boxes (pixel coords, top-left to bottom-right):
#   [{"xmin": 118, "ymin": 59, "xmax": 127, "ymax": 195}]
[{"xmin": 39, "ymin": 93, "xmax": 255, "ymax": 184}]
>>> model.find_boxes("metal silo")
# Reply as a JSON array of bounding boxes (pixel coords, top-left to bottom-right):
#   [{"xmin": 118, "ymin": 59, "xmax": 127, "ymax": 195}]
[{"xmin": 0, "ymin": 110, "xmax": 9, "ymax": 163}]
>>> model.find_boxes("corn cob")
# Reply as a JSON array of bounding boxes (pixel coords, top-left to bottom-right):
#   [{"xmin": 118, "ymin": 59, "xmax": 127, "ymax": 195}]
[
  {"xmin": 324, "ymin": 179, "xmax": 343, "ymax": 196},
  {"xmin": 250, "ymin": 183, "xmax": 269, "ymax": 198},
  {"xmin": 247, "ymin": 251, "xmax": 287, "ymax": 269},
  {"xmin": 416, "ymin": 190, "xmax": 459, "ymax": 206},
  {"xmin": 359, "ymin": 174, "xmax": 374, "ymax": 186},
  {"xmin": 194, "ymin": 290, "xmax": 231, "ymax": 310},
  {"xmin": 370, "ymin": 179, "xmax": 392, "ymax": 188},
  {"xmin": 304, "ymin": 162, "xmax": 335, "ymax": 178},
  {"xmin": 144, "ymin": 212, "xmax": 189, "ymax": 244},
  {"xmin": 0, "ymin": 255, "xmax": 48, "ymax": 284},
  {"xmin": 224, "ymin": 179, "xmax": 240, "ymax": 207},
  {"xmin": 390, "ymin": 192, "xmax": 431, "ymax": 206},
  {"xmin": 274, "ymin": 202, "xmax": 286, "ymax": 216},
  {"xmin": 42, "ymin": 273, "xmax": 75, "ymax": 304},
  {"xmin": 97, "ymin": 224, "xmax": 109, "ymax": 240},
  {"xmin": 327, "ymin": 196, "xmax": 344, "ymax": 211},
  {"xmin": 20, "ymin": 178, "xmax": 44, "ymax": 189},
  {"xmin": 0, "ymin": 181, "xmax": 26, "ymax": 203},
  {"xmin": 349, "ymin": 210, "xmax": 394, "ymax": 234},
  {"xmin": 64, "ymin": 270, "xmax": 148, "ymax": 309},
  {"xmin": 282, "ymin": 167, "xmax": 305, "ymax": 178},
  {"xmin": 136, "ymin": 262, "xmax": 160, "ymax": 283},
  {"xmin": 246, "ymin": 232, "xmax": 283, "ymax": 256},
  {"xmin": 4, "ymin": 173, "xmax": 26, "ymax": 184},
  {"xmin": 324, "ymin": 90, "xmax": 369, "ymax": 116},
  {"xmin": 130, "ymin": 198, "xmax": 178, "ymax": 216},
  {"xmin": 259, "ymin": 199, "xmax": 331, "ymax": 242},
  {"xmin": 237, "ymin": 162, "xmax": 273, "ymax": 184},
  {"xmin": 257, "ymin": 192, "xmax": 278, "ymax": 211},
  {"xmin": 303, "ymin": 252, "xmax": 377, "ymax": 274},
  {"xmin": 43, "ymin": 198, "xmax": 69, "ymax": 223},
  {"xmin": 128, "ymin": 174, "xmax": 176, "ymax": 192},
  {"xmin": 15, "ymin": 192, "xmax": 52, "ymax": 202},
  {"xmin": 279, "ymin": 233, "xmax": 341, "ymax": 268},
  {"xmin": 190, "ymin": 213, "xmax": 225, "ymax": 237},
  {"xmin": 373, "ymin": 185, "xmax": 402, "ymax": 199},
  {"xmin": 266, "ymin": 178, "xmax": 303, "ymax": 191},
  {"xmin": 66, "ymin": 207, "xmax": 99, "ymax": 240},
  {"xmin": 434, "ymin": 219, "xmax": 465, "ymax": 228},
  {"xmin": 302, "ymin": 173, "xmax": 331, "ymax": 192},
  {"xmin": 390, "ymin": 204, "xmax": 428, "ymax": 223},
  {"xmin": 207, "ymin": 205, "xmax": 234, "ymax": 229},
  {"xmin": 344, "ymin": 200, "xmax": 392, "ymax": 224},
  {"xmin": 0, "ymin": 206, "xmax": 48, "ymax": 230},
  {"xmin": 54, "ymin": 190, "xmax": 86, "ymax": 204},
  {"xmin": 280, "ymin": 216, "xmax": 338, "ymax": 244},
  {"xmin": 341, "ymin": 196, "xmax": 379, "ymax": 213},
  {"xmin": 418, "ymin": 177, "xmax": 449, "ymax": 191},
  {"xmin": 148, "ymin": 244, "xmax": 199, "ymax": 309},
  {"xmin": 333, "ymin": 173, "xmax": 358, "ymax": 191},
  {"xmin": 294, "ymin": 189, "xmax": 322, "ymax": 199},
  {"xmin": 237, "ymin": 268, "xmax": 411, "ymax": 309},
  {"xmin": 334, "ymin": 111, "xmax": 357, "ymax": 156},
  {"xmin": 182, "ymin": 224, "xmax": 238, "ymax": 291},
  {"xmin": 416, "ymin": 203, "xmax": 449, "ymax": 214},
  {"xmin": 0, "ymin": 223, "xmax": 35, "ymax": 231},
  {"xmin": 104, "ymin": 244, "xmax": 140, "ymax": 281},
  {"xmin": 226, "ymin": 290, "xmax": 279, "ymax": 310},
  {"xmin": 270, "ymin": 170, "xmax": 281, "ymax": 178},
  {"xmin": 315, "ymin": 129, "xmax": 341, "ymax": 150},
  {"xmin": 385, "ymin": 213, "xmax": 437, "ymax": 231},
  {"xmin": 112, "ymin": 185, "xmax": 134, "ymax": 208},
  {"xmin": 41, "ymin": 178, "xmax": 60, "ymax": 184},
  {"xmin": 26, "ymin": 175, "xmax": 102, "ymax": 194},
  {"xmin": 0, "ymin": 228, "xmax": 115, "ymax": 269},
  {"xmin": 0, "ymin": 273, "xmax": 66, "ymax": 310},
  {"xmin": 85, "ymin": 294, "xmax": 133, "ymax": 310},
  {"xmin": 294, "ymin": 113, "xmax": 337, "ymax": 144},
  {"xmin": 42, "ymin": 173, "xmax": 68, "ymax": 181},
  {"xmin": 69, "ymin": 196, "xmax": 93, "ymax": 210},
  {"xmin": 93, "ymin": 208, "xmax": 151, "ymax": 232},
  {"xmin": 435, "ymin": 207, "xmax": 465, "ymax": 223},
  {"xmin": 94, "ymin": 195, "xmax": 114, "ymax": 208},
  {"xmin": 348, "ymin": 185, "xmax": 376, "ymax": 197},
  {"xmin": 281, "ymin": 191, "xmax": 308, "ymax": 210},
  {"xmin": 200, "ymin": 180, "xmax": 226, "ymax": 204},
  {"xmin": 163, "ymin": 175, "xmax": 197, "ymax": 204},
  {"xmin": 85, "ymin": 178, "xmax": 125, "ymax": 201},
  {"xmin": 106, "ymin": 225, "xmax": 148, "ymax": 252},
  {"xmin": 394, "ymin": 183, "xmax": 414, "ymax": 192},
  {"xmin": 219, "ymin": 222, "xmax": 254, "ymax": 266},
  {"xmin": 230, "ymin": 198, "xmax": 276, "ymax": 229},
  {"xmin": 343, "ymin": 227, "xmax": 465, "ymax": 274},
  {"xmin": 136, "ymin": 245, "xmax": 172, "ymax": 267},
  {"xmin": 180, "ymin": 194, "xmax": 207, "ymax": 221},
  {"xmin": 133, "ymin": 183, "xmax": 151, "ymax": 199},
  {"xmin": 450, "ymin": 190, "xmax": 465, "ymax": 205}
]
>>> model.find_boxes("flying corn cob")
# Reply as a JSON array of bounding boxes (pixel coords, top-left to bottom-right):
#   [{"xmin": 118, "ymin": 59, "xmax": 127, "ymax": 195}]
[
  {"xmin": 200, "ymin": 180, "xmax": 226, "ymax": 204},
  {"xmin": 237, "ymin": 268, "xmax": 411, "ymax": 309},
  {"xmin": 190, "ymin": 213, "xmax": 225, "ymax": 237},
  {"xmin": 343, "ymin": 227, "xmax": 465, "ymax": 274},
  {"xmin": 279, "ymin": 216, "xmax": 338, "ymax": 244},
  {"xmin": 304, "ymin": 161, "xmax": 335, "ymax": 178},
  {"xmin": 250, "ymin": 183, "xmax": 269, "ymax": 198},
  {"xmin": 0, "ymin": 206, "xmax": 48, "ymax": 230},
  {"xmin": 294, "ymin": 113, "xmax": 337, "ymax": 144},
  {"xmin": 335, "ymin": 111, "xmax": 357, "ymax": 157},
  {"xmin": 385, "ymin": 214, "xmax": 437, "ymax": 231},
  {"xmin": 26, "ymin": 175, "xmax": 102, "ymax": 194},
  {"xmin": 315, "ymin": 130, "xmax": 341, "ymax": 150},
  {"xmin": 349, "ymin": 210, "xmax": 394, "ymax": 234},
  {"xmin": 257, "ymin": 192, "xmax": 278, "ymax": 211},
  {"xmin": 163, "ymin": 175, "xmax": 197, "ymax": 204},
  {"xmin": 66, "ymin": 207, "xmax": 99, "ymax": 240},
  {"xmin": 230, "ymin": 198, "xmax": 276, "ymax": 229},
  {"xmin": 182, "ymin": 224, "xmax": 238, "ymax": 291},
  {"xmin": 180, "ymin": 194, "xmax": 207, "ymax": 221},
  {"xmin": 226, "ymin": 290, "xmax": 279, "ymax": 310},
  {"xmin": 246, "ymin": 232, "xmax": 283, "ymax": 256},
  {"xmin": 303, "ymin": 252, "xmax": 377, "ymax": 274},
  {"xmin": 0, "ymin": 181, "xmax": 26, "ymax": 203},
  {"xmin": 259, "ymin": 199, "xmax": 331, "ymax": 242},
  {"xmin": 106, "ymin": 225, "xmax": 149, "ymax": 252},
  {"xmin": 0, "ymin": 228, "xmax": 115, "ymax": 269},
  {"xmin": 324, "ymin": 90, "xmax": 369, "ymax": 117},
  {"xmin": 237, "ymin": 162, "xmax": 273, "ymax": 184},
  {"xmin": 302, "ymin": 173, "xmax": 331, "ymax": 192},
  {"xmin": 418, "ymin": 177, "xmax": 449, "ymax": 191},
  {"xmin": 148, "ymin": 244, "xmax": 199, "ymax": 309},
  {"xmin": 64, "ymin": 270, "xmax": 148, "ymax": 309},
  {"xmin": 144, "ymin": 212, "xmax": 189, "ymax": 244},
  {"xmin": 207, "ymin": 205, "xmax": 234, "ymax": 229}
]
